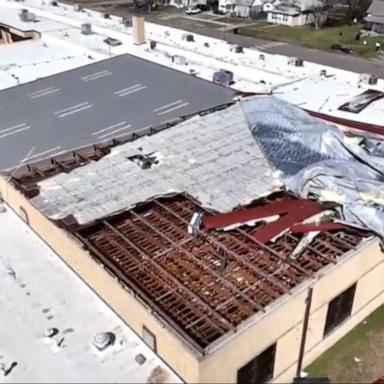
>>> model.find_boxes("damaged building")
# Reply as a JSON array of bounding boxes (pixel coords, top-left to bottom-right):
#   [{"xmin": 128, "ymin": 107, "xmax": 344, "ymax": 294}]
[{"xmin": 1, "ymin": 96, "xmax": 384, "ymax": 383}]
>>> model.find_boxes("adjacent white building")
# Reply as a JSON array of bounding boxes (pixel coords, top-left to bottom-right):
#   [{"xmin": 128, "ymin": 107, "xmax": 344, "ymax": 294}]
[
  {"xmin": 218, "ymin": 0, "xmax": 264, "ymax": 18},
  {"xmin": 266, "ymin": 0, "xmax": 320, "ymax": 26},
  {"xmin": 266, "ymin": 3, "xmax": 314, "ymax": 26}
]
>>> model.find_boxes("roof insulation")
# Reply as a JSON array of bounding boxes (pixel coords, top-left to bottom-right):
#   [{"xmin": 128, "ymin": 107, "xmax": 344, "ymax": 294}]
[{"xmin": 32, "ymin": 102, "xmax": 282, "ymax": 224}]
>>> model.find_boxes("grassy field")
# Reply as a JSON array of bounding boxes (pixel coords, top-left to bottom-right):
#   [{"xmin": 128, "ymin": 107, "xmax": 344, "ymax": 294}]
[
  {"xmin": 306, "ymin": 304, "xmax": 384, "ymax": 382},
  {"xmin": 239, "ymin": 11, "xmax": 384, "ymax": 57}
]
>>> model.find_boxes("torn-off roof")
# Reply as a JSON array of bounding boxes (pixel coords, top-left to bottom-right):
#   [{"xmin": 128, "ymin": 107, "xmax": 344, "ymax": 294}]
[{"xmin": 32, "ymin": 102, "xmax": 282, "ymax": 225}]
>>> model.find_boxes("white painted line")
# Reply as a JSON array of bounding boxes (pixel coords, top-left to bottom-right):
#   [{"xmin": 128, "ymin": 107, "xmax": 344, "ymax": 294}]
[
  {"xmin": 153, "ymin": 100, "xmax": 183, "ymax": 113},
  {"xmin": 54, "ymin": 102, "xmax": 88, "ymax": 115},
  {"xmin": 27, "ymin": 87, "xmax": 55, "ymax": 97},
  {"xmin": 22, "ymin": 149, "xmax": 67, "ymax": 164},
  {"xmin": 30, "ymin": 88, "xmax": 60, "ymax": 99},
  {"xmin": 92, "ymin": 121, "xmax": 127, "ymax": 136},
  {"xmin": 83, "ymin": 71, "xmax": 112, "ymax": 82},
  {"xmin": 113, "ymin": 84, "xmax": 142, "ymax": 95},
  {"xmin": 81, "ymin": 70, "xmax": 109, "ymax": 80},
  {"xmin": 157, "ymin": 102, "xmax": 189, "ymax": 116},
  {"xmin": 0, "ymin": 126, "xmax": 30, "ymax": 139},
  {"xmin": 22, "ymin": 146, "xmax": 61, "ymax": 161},
  {"xmin": 58, "ymin": 104, "xmax": 93, "ymax": 118},
  {"xmin": 0, "ymin": 123, "xmax": 27, "ymax": 135},
  {"xmin": 98, "ymin": 124, "xmax": 132, "ymax": 139},
  {"xmin": 118, "ymin": 86, "xmax": 147, "ymax": 97}
]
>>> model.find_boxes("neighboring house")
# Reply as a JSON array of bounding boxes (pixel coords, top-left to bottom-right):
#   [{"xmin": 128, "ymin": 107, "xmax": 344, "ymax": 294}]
[
  {"xmin": 218, "ymin": 0, "xmax": 266, "ymax": 17},
  {"xmin": 267, "ymin": 3, "xmax": 314, "ymax": 25},
  {"xmin": 170, "ymin": 0, "xmax": 207, "ymax": 8},
  {"xmin": 364, "ymin": 0, "xmax": 384, "ymax": 34}
]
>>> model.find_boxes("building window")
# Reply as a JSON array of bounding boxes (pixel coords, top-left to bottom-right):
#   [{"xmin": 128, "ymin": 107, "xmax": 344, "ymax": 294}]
[
  {"xmin": 283, "ymin": 14, "xmax": 288, "ymax": 21},
  {"xmin": 19, "ymin": 206, "xmax": 29, "ymax": 225},
  {"xmin": 237, "ymin": 343, "xmax": 276, "ymax": 384},
  {"xmin": 324, "ymin": 283, "xmax": 357, "ymax": 336},
  {"xmin": 143, "ymin": 326, "xmax": 157, "ymax": 352}
]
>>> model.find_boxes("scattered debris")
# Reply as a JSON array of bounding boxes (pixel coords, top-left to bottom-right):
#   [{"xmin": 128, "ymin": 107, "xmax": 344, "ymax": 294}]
[{"xmin": 146, "ymin": 366, "xmax": 170, "ymax": 384}]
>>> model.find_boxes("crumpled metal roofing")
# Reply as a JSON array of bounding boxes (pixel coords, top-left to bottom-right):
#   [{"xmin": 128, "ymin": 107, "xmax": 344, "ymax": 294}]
[
  {"xmin": 243, "ymin": 96, "xmax": 384, "ymax": 237},
  {"xmin": 32, "ymin": 102, "xmax": 282, "ymax": 224}
]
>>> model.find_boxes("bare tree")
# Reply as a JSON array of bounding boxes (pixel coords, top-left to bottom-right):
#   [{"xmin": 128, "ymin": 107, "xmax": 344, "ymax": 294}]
[{"xmin": 312, "ymin": 3, "xmax": 328, "ymax": 29}]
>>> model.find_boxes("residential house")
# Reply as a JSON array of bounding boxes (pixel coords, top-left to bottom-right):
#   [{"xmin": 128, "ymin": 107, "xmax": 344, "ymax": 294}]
[
  {"xmin": 266, "ymin": 0, "xmax": 317, "ymax": 26},
  {"xmin": 365, "ymin": 0, "xmax": 384, "ymax": 34},
  {"xmin": 170, "ymin": 0, "xmax": 208, "ymax": 8},
  {"xmin": 218, "ymin": 0, "xmax": 265, "ymax": 18}
]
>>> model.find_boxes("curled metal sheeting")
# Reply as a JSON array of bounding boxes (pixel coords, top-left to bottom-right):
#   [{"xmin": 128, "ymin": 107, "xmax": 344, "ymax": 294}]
[{"xmin": 243, "ymin": 96, "xmax": 384, "ymax": 237}]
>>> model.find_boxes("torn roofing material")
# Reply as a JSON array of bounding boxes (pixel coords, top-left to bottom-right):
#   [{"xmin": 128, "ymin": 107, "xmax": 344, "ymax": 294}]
[
  {"xmin": 32, "ymin": 102, "xmax": 282, "ymax": 225},
  {"xmin": 243, "ymin": 96, "xmax": 384, "ymax": 237},
  {"xmin": 30, "ymin": 96, "xmax": 384, "ymax": 237}
]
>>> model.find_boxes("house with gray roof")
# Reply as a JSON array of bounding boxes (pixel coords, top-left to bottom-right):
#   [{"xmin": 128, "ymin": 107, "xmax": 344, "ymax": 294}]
[{"xmin": 365, "ymin": 0, "xmax": 384, "ymax": 34}]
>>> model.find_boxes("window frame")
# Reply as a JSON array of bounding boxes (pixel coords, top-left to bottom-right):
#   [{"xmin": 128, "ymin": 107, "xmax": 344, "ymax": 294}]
[
  {"xmin": 237, "ymin": 343, "xmax": 276, "ymax": 384},
  {"xmin": 142, "ymin": 326, "xmax": 157, "ymax": 352},
  {"xmin": 324, "ymin": 283, "xmax": 357, "ymax": 337}
]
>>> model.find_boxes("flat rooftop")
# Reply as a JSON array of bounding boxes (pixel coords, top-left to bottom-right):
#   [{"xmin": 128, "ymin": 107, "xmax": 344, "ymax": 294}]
[
  {"xmin": 0, "ymin": 54, "xmax": 234, "ymax": 170},
  {"xmin": 0, "ymin": 205, "xmax": 181, "ymax": 383}
]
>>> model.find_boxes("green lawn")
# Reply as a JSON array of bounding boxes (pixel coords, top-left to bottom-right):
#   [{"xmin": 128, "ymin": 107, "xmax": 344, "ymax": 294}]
[
  {"xmin": 240, "ymin": 18, "xmax": 384, "ymax": 57},
  {"xmin": 306, "ymin": 304, "xmax": 384, "ymax": 382}
]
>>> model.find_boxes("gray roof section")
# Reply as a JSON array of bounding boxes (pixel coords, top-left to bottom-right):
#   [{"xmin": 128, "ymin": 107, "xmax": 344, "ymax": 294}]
[
  {"xmin": 367, "ymin": 0, "xmax": 384, "ymax": 17},
  {"xmin": 32, "ymin": 102, "xmax": 282, "ymax": 225},
  {"xmin": 0, "ymin": 54, "xmax": 235, "ymax": 170},
  {"xmin": 365, "ymin": 14, "xmax": 384, "ymax": 24}
]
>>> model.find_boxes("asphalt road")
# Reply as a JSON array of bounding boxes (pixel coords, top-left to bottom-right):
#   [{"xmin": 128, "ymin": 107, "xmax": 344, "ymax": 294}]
[
  {"xmin": 0, "ymin": 54, "xmax": 234, "ymax": 170},
  {"xmin": 111, "ymin": 6, "xmax": 384, "ymax": 78}
]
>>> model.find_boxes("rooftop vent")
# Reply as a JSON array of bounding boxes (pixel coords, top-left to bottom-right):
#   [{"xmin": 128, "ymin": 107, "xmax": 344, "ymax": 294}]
[
  {"xmin": 122, "ymin": 17, "xmax": 130, "ymax": 27},
  {"xmin": 104, "ymin": 37, "xmax": 122, "ymax": 47},
  {"xmin": 213, "ymin": 69, "xmax": 234, "ymax": 86},
  {"xmin": 19, "ymin": 9, "xmax": 37, "ymax": 22},
  {"xmin": 92, "ymin": 332, "xmax": 116, "ymax": 351},
  {"xmin": 320, "ymin": 69, "xmax": 327, "ymax": 77},
  {"xmin": 359, "ymin": 73, "xmax": 378, "ymax": 85},
  {"xmin": 230, "ymin": 44, "xmax": 243, "ymax": 53},
  {"xmin": 288, "ymin": 57, "xmax": 304, "ymax": 67},
  {"xmin": 149, "ymin": 40, "xmax": 157, "ymax": 50},
  {"xmin": 135, "ymin": 353, "xmax": 146, "ymax": 365},
  {"xmin": 182, "ymin": 33, "xmax": 194, "ymax": 42},
  {"xmin": 81, "ymin": 23, "xmax": 93, "ymax": 35}
]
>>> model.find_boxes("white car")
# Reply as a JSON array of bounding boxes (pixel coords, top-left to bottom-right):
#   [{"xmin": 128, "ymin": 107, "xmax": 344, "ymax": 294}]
[{"xmin": 185, "ymin": 7, "xmax": 202, "ymax": 15}]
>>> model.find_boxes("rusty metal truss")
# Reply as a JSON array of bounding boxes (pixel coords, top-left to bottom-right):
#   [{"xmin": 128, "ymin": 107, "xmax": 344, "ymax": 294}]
[{"xmin": 72, "ymin": 193, "xmax": 365, "ymax": 350}]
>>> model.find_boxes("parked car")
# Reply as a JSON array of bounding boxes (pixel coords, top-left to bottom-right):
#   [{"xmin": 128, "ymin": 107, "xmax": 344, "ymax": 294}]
[
  {"xmin": 196, "ymin": 3, "xmax": 210, "ymax": 11},
  {"xmin": 185, "ymin": 7, "xmax": 202, "ymax": 15}
]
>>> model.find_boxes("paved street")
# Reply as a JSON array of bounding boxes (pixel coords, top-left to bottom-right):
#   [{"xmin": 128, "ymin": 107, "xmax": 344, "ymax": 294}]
[{"xmin": 111, "ymin": 6, "xmax": 384, "ymax": 78}]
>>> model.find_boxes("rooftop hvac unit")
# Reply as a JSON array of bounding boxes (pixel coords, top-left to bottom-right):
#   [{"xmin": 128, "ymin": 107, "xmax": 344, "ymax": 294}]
[
  {"xmin": 171, "ymin": 55, "xmax": 187, "ymax": 65},
  {"xmin": 359, "ymin": 73, "xmax": 378, "ymax": 85},
  {"xmin": 149, "ymin": 40, "xmax": 157, "ymax": 49},
  {"xmin": 122, "ymin": 17, "xmax": 130, "ymax": 27},
  {"xmin": 182, "ymin": 33, "xmax": 194, "ymax": 42},
  {"xmin": 81, "ymin": 23, "xmax": 92, "ymax": 35},
  {"xmin": 320, "ymin": 69, "xmax": 327, "ymax": 77},
  {"xmin": 19, "ymin": 9, "xmax": 37, "ymax": 22},
  {"xmin": 230, "ymin": 44, "xmax": 243, "ymax": 53},
  {"xmin": 288, "ymin": 57, "xmax": 304, "ymax": 67},
  {"xmin": 213, "ymin": 69, "xmax": 234, "ymax": 86}
]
